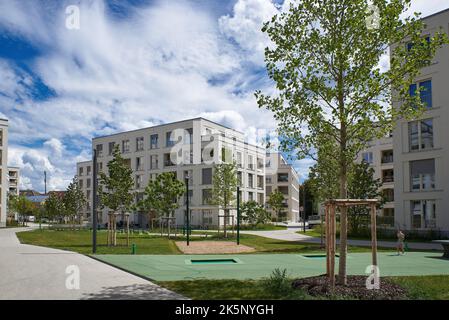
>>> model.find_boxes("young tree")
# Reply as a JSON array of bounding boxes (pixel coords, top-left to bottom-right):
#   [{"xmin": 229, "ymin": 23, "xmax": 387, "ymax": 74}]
[
  {"xmin": 63, "ymin": 176, "xmax": 87, "ymax": 228},
  {"xmin": 256, "ymin": 0, "xmax": 448, "ymax": 285},
  {"xmin": 267, "ymin": 189, "xmax": 285, "ymax": 221},
  {"xmin": 99, "ymin": 145, "xmax": 134, "ymax": 246},
  {"xmin": 10, "ymin": 196, "xmax": 35, "ymax": 226},
  {"xmin": 241, "ymin": 200, "xmax": 270, "ymax": 226},
  {"xmin": 44, "ymin": 193, "xmax": 65, "ymax": 223},
  {"xmin": 136, "ymin": 172, "xmax": 185, "ymax": 237},
  {"xmin": 211, "ymin": 162, "xmax": 238, "ymax": 238},
  {"xmin": 347, "ymin": 161, "xmax": 384, "ymax": 235}
]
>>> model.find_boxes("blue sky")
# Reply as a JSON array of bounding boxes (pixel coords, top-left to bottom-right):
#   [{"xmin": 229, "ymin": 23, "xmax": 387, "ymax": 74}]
[{"xmin": 1, "ymin": 0, "xmax": 449, "ymax": 192}]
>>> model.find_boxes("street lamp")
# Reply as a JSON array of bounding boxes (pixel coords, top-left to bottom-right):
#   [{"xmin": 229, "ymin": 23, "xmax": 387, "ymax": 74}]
[{"xmin": 185, "ymin": 175, "xmax": 190, "ymax": 246}]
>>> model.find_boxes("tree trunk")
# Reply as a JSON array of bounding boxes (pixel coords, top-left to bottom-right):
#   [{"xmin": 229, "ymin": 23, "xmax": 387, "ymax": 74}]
[
  {"xmin": 223, "ymin": 208, "xmax": 228, "ymax": 238},
  {"xmin": 338, "ymin": 125, "xmax": 348, "ymax": 286}
]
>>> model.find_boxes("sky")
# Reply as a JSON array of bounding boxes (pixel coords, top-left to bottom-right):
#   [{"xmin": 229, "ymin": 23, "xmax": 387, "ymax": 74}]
[{"xmin": 1, "ymin": 0, "xmax": 449, "ymax": 192}]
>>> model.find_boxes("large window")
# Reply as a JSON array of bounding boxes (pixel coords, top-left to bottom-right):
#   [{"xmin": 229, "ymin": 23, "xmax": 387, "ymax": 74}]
[
  {"xmin": 362, "ymin": 152, "xmax": 373, "ymax": 164},
  {"xmin": 136, "ymin": 157, "xmax": 144, "ymax": 171},
  {"xmin": 411, "ymin": 200, "xmax": 436, "ymax": 229},
  {"xmin": 202, "ymin": 168, "xmax": 212, "ymax": 185},
  {"xmin": 136, "ymin": 137, "xmax": 144, "ymax": 151},
  {"xmin": 409, "ymin": 119, "xmax": 433, "ymax": 151},
  {"xmin": 150, "ymin": 155, "xmax": 158, "ymax": 170},
  {"xmin": 202, "ymin": 189, "xmax": 212, "ymax": 205},
  {"xmin": 164, "ymin": 153, "xmax": 174, "ymax": 167},
  {"xmin": 277, "ymin": 173, "xmax": 289, "ymax": 182},
  {"xmin": 247, "ymin": 173, "xmax": 254, "ymax": 188},
  {"xmin": 382, "ymin": 169, "xmax": 394, "ymax": 183},
  {"xmin": 108, "ymin": 142, "xmax": 115, "ymax": 155},
  {"xmin": 202, "ymin": 210, "xmax": 213, "ymax": 225},
  {"xmin": 409, "ymin": 79, "xmax": 432, "ymax": 109},
  {"xmin": 383, "ymin": 189, "xmax": 394, "ymax": 202},
  {"xmin": 150, "ymin": 134, "xmax": 158, "ymax": 149},
  {"xmin": 410, "ymin": 159, "xmax": 435, "ymax": 191},
  {"xmin": 122, "ymin": 140, "xmax": 130, "ymax": 153},
  {"xmin": 96, "ymin": 144, "xmax": 103, "ymax": 157},
  {"xmin": 237, "ymin": 152, "xmax": 243, "ymax": 168},
  {"xmin": 381, "ymin": 150, "xmax": 393, "ymax": 164},
  {"xmin": 166, "ymin": 131, "xmax": 175, "ymax": 147}
]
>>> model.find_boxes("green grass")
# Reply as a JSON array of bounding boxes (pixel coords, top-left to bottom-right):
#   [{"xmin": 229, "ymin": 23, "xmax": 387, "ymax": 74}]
[
  {"xmin": 390, "ymin": 275, "xmax": 449, "ymax": 300},
  {"xmin": 158, "ymin": 276, "xmax": 449, "ymax": 300},
  {"xmin": 16, "ymin": 229, "xmax": 384, "ymax": 255},
  {"xmin": 158, "ymin": 279, "xmax": 310, "ymax": 300}
]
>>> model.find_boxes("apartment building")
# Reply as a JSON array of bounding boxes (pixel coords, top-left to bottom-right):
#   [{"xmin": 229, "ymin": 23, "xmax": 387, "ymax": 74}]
[
  {"xmin": 77, "ymin": 118, "xmax": 266, "ymax": 228},
  {"xmin": 265, "ymin": 152, "xmax": 300, "ymax": 222},
  {"xmin": 391, "ymin": 9, "xmax": 449, "ymax": 235},
  {"xmin": 0, "ymin": 119, "xmax": 8, "ymax": 227},
  {"xmin": 358, "ymin": 134, "xmax": 395, "ymax": 219}
]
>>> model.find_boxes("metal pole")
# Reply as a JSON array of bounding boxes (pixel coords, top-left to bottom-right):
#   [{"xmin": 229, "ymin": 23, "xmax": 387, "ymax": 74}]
[
  {"xmin": 185, "ymin": 177, "xmax": 190, "ymax": 246},
  {"xmin": 237, "ymin": 186, "xmax": 240, "ymax": 245},
  {"xmin": 92, "ymin": 149, "xmax": 98, "ymax": 254},
  {"xmin": 44, "ymin": 171, "xmax": 47, "ymax": 195},
  {"xmin": 303, "ymin": 184, "xmax": 306, "ymax": 233}
]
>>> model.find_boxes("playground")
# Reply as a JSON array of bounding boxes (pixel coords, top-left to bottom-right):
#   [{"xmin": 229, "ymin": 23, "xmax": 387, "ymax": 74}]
[{"xmin": 94, "ymin": 251, "xmax": 449, "ymax": 282}]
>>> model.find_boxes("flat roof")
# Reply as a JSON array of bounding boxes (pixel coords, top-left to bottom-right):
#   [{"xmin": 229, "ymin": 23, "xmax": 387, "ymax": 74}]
[
  {"xmin": 92, "ymin": 117, "xmax": 244, "ymax": 141},
  {"xmin": 421, "ymin": 7, "xmax": 449, "ymax": 21}
]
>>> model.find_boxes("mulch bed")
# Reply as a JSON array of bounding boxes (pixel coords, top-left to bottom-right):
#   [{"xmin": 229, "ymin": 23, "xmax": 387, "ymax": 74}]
[{"xmin": 292, "ymin": 275, "xmax": 407, "ymax": 300}]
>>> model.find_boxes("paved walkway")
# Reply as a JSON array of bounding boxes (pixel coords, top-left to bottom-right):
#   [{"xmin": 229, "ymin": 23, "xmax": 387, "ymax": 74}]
[
  {"xmin": 242, "ymin": 228, "xmax": 443, "ymax": 251},
  {"xmin": 0, "ymin": 227, "xmax": 185, "ymax": 300}
]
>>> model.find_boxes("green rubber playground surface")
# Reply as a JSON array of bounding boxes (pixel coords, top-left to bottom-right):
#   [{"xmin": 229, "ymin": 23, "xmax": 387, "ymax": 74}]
[{"xmin": 94, "ymin": 252, "xmax": 449, "ymax": 281}]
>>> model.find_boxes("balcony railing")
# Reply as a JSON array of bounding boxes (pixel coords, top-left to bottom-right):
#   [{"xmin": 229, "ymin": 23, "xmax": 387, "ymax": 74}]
[
  {"xmin": 381, "ymin": 156, "xmax": 394, "ymax": 164},
  {"xmin": 382, "ymin": 176, "xmax": 394, "ymax": 183}
]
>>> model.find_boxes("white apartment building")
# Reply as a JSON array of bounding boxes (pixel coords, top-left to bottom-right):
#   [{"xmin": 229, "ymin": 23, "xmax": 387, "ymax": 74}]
[
  {"xmin": 358, "ymin": 134, "xmax": 395, "ymax": 220},
  {"xmin": 0, "ymin": 119, "xmax": 8, "ymax": 228},
  {"xmin": 77, "ymin": 118, "xmax": 266, "ymax": 228},
  {"xmin": 265, "ymin": 152, "xmax": 300, "ymax": 222},
  {"xmin": 390, "ymin": 9, "xmax": 449, "ymax": 235}
]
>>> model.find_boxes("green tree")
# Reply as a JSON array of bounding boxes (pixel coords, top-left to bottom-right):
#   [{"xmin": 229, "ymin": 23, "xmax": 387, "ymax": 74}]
[
  {"xmin": 211, "ymin": 162, "xmax": 238, "ymax": 238},
  {"xmin": 347, "ymin": 161, "xmax": 384, "ymax": 235},
  {"xmin": 44, "ymin": 193, "xmax": 65, "ymax": 223},
  {"xmin": 267, "ymin": 189, "xmax": 285, "ymax": 221},
  {"xmin": 9, "ymin": 196, "xmax": 35, "ymax": 226},
  {"xmin": 256, "ymin": 0, "xmax": 448, "ymax": 285},
  {"xmin": 241, "ymin": 200, "xmax": 270, "ymax": 226},
  {"xmin": 63, "ymin": 176, "xmax": 87, "ymax": 228},
  {"xmin": 136, "ymin": 172, "xmax": 185, "ymax": 237},
  {"xmin": 99, "ymin": 145, "xmax": 134, "ymax": 245}
]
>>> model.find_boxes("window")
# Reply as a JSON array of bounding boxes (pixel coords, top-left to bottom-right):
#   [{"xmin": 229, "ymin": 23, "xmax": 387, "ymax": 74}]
[
  {"xmin": 383, "ymin": 189, "xmax": 394, "ymax": 202},
  {"xmin": 135, "ymin": 175, "xmax": 142, "ymax": 189},
  {"xmin": 202, "ymin": 168, "xmax": 212, "ymax": 185},
  {"xmin": 164, "ymin": 153, "xmax": 174, "ymax": 167},
  {"xmin": 202, "ymin": 210, "xmax": 213, "ymax": 225},
  {"xmin": 248, "ymin": 192, "xmax": 254, "ymax": 201},
  {"xmin": 257, "ymin": 158, "xmax": 264, "ymax": 169},
  {"xmin": 86, "ymin": 178, "xmax": 91, "ymax": 189},
  {"xmin": 247, "ymin": 155, "xmax": 254, "ymax": 170},
  {"xmin": 79, "ymin": 167, "xmax": 84, "ymax": 176},
  {"xmin": 266, "ymin": 186, "xmax": 272, "ymax": 195},
  {"xmin": 150, "ymin": 134, "xmax": 158, "ymax": 149},
  {"xmin": 258, "ymin": 193, "xmax": 264, "ymax": 205},
  {"xmin": 184, "ymin": 189, "xmax": 193, "ymax": 204},
  {"xmin": 279, "ymin": 186, "xmax": 288, "ymax": 195},
  {"xmin": 184, "ymin": 170, "xmax": 193, "ymax": 185},
  {"xmin": 362, "ymin": 152, "xmax": 373, "ymax": 164},
  {"xmin": 96, "ymin": 144, "xmax": 103, "ymax": 157},
  {"xmin": 382, "ymin": 169, "xmax": 394, "ymax": 183},
  {"xmin": 237, "ymin": 171, "xmax": 242, "ymax": 187},
  {"xmin": 248, "ymin": 173, "xmax": 254, "ymax": 188},
  {"xmin": 409, "ymin": 119, "xmax": 433, "ymax": 151},
  {"xmin": 184, "ymin": 128, "xmax": 193, "ymax": 144},
  {"xmin": 409, "ymin": 80, "xmax": 432, "ymax": 109},
  {"xmin": 97, "ymin": 162, "xmax": 103, "ymax": 172},
  {"xmin": 136, "ymin": 157, "xmax": 144, "ymax": 171},
  {"xmin": 136, "ymin": 137, "xmax": 144, "ymax": 151},
  {"xmin": 166, "ymin": 131, "xmax": 175, "ymax": 147},
  {"xmin": 122, "ymin": 140, "xmax": 130, "ymax": 153},
  {"xmin": 108, "ymin": 142, "xmax": 115, "ymax": 155},
  {"xmin": 150, "ymin": 173, "xmax": 157, "ymax": 181},
  {"xmin": 278, "ymin": 173, "xmax": 289, "ymax": 182},
  {"xmin": 202, "ymin": 189, "xmax": 212, "ymax": 205},
  {"xmin": 237, "ymin": 152, "xmax": 243, "ymax": 168},
  {"xmin": 411, "ymin": 200, "xmax": 436, "ymax": 229},
  {"xmin": 410, "ymin": 159, "xmax": 435, "ymax": 191},
  {"xmin": 381, "ymin": 150, "xmax": 393, "ymax": 164},
  {"xmin": 150, "ymin": 155, "xmax": 158, "ymax": 170},
  {"xmin": 257, "ymin": 175, "xmax": 264, "ymax": 189},
  {"xmin": 266, "ymin": 176, "xmax": 272, "ymax": 184},
  {"xmin": 79, "ymin": 179, "xmax": 83, "ymax": 188},
  {"xmin": 86, "ymin": 166, "xmax": 91, "ymax": 176}
]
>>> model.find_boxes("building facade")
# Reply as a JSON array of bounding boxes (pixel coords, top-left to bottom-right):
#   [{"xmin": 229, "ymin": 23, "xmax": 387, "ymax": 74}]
[
  {"xmin": 265, "ymin": 152, "xmax": 300, "ymax": 222},
  {"xmin": 358, "ymin": 134, "xmax": 395, "ymax": 219},
  {"xmin": 391, "ymin": 9, "xmax": 449, "ymax": 235},
  {"xmin": 77, "ymin": 118, "xmax": 266, "ymax": 228},
  {"xmin": 8, "ymin": 167, "xmax": 20, "ymax": 197},
  {"xmin": 0, "ymin": 119, "xmax": 8, "ymax": 227}
]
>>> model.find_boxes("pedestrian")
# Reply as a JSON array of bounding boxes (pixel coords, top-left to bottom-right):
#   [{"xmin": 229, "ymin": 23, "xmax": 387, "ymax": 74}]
[{"xmin": 397, "ymin": 229, "xmax": 405, "ymax": 255}]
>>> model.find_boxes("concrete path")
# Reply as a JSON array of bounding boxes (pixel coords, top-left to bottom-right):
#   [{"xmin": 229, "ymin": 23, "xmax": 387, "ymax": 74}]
[
  {"xmin": 242, "ymin": 228, "xmax": 443, "ymax": 251},
  {"xmin": 0, "ymin": 227, "xmax": 185, "ymax": 300}
]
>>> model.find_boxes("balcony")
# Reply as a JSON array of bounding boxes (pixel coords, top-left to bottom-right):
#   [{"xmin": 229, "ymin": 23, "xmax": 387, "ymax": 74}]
[
  {"xmin": 381, "ymin": 150, "xmax": 394, "ymax": 164},
  {"xmin": 382, "ymin": 169, "xmax": 394, "ymax": 183}
]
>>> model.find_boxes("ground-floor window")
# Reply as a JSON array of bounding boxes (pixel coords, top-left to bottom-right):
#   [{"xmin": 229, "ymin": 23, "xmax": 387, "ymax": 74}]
[
  {"xmin": 411, "ymin": 200, "xmax": 436, "ymax": 229},
  {"xmin": 202, "ymin": 210, "xmax": 213, "ymax": 225}
]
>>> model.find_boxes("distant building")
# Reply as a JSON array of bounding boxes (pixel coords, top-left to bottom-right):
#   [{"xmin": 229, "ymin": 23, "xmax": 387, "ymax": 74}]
[
  {"xmin": 265, "ymin": 152, "xmax": 300, "ymax": 222},
  {"xmin": 20, "ymin": 190, "xmax": 43, "ymax": 197},
  {"xmin": 8, "ymin": 167, "xmax": 20, "ymax": 196}
]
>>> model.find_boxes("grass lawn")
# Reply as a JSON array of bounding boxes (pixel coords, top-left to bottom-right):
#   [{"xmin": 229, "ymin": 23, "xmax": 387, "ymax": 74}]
[
  {"xmin": 16, "ymin": 229, "xmax": 385, "ymax": 255},
  {"xmin": 158, "ymin": 275, "xmax": 449, "ymax": 300}
]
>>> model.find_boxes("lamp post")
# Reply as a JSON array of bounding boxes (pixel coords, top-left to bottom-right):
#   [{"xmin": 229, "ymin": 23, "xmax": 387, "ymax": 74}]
[
  {"xmin": 237, "ymin": 186, "xmax": 240, "ymax": 245},
  {"xmin": 92, "ymin": 149, "xmax": 98, "ymax": 254},
  {"xmin": 302, "ymin": 184, "xmax": 306, "ymax": 233},
  {"xmin": 185, "ymin": 175, "xmax": 190, "ymax": 246}
]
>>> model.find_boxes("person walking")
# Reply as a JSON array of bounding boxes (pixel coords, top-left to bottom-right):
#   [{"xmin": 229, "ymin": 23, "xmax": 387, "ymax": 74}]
[{"xmin": 397, "ymin": 230, "xmax": 405, "ymax": 255}]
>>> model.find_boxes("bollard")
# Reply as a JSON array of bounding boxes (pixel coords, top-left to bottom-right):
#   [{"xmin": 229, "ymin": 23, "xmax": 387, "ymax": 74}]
[{"xmin": 131, "ymin": 243, "xmax": 137, "ymax": 255}]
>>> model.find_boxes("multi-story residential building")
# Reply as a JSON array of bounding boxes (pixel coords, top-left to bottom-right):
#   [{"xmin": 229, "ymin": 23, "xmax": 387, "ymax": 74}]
[
  {"xmin": 391, "ymin": 9, "xmax": 449, "ymax": 235},
  {"xmin": 358, "ymin": 134, "xmax": 395, "ymax": 219},
  {"xmin": 8, "ymin": 167, "xmax": 20, "ymax": 196},
  {"xmin": 0, "ymin": 119, "xmax": 8, "ymax": 227},
  {"xmin": 77, "ymin": 118, "xmax": 266, "ymax": 228},
  {"xmin": 265, "ymin": 152, "xmax": 300, "ymax": 222}
]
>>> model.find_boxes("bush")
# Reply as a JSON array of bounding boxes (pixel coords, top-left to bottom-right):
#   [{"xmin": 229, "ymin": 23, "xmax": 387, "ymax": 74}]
[{"xmin": 262, "ymin": 268, "xmax": 293, "ymax": 297}]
